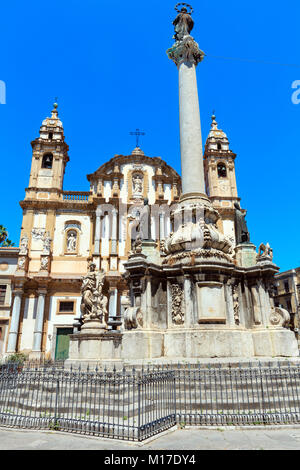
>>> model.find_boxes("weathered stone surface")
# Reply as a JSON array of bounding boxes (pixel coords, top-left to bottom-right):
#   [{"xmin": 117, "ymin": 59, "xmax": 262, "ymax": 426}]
[
  {"xmin": 235, "ymin": 243, "xmax": 257, "ymax": 267},
  {"xmin": 68, "ymin": 332, "xmax": 122, "ymax": 361}
]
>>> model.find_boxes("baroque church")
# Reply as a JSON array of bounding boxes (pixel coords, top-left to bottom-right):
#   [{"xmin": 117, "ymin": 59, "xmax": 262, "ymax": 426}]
[{"xmin": 0, "ymin": 102, "xmax": 241, "ymax": 360}]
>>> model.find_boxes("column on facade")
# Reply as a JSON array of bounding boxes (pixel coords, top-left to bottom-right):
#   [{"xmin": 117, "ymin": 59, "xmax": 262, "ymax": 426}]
[
  {"xmin": 111, "ymin": 207, "xmax": 118, "ymax": 255},
  {"xmin": 32, "ymin": 289, "xmax": 47, "ymax": 354},
  {"xmin": 108, "ymin": 287, "xmax": 118, "ymax": 330},
  {"xmin": 6, "ymin": 287, "xmax": 23, "ymax": 353},
  {"xmin": 159, "ymin": 212, "xmax": 165, "ymax": 240},
  {"xmin": 94, "ymin": 206, "xmax": 102, "ymax": 255}
]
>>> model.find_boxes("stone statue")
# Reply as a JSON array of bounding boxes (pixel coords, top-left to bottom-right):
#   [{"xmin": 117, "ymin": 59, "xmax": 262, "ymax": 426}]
[
  {"xmin": 43, "ymin": 231, "xmax": 52, "ymax": 254},
  {"xmin": 80, "ymin": 262, "xmax": 108, "ymax": 325},
  {"xmin": 258, "ymin": 242, "xmax": 273, "ymax": 260},
  {"xmin": 67, "ymin": 232, "xmax": 77, "ymax": 252},
  {"xmin": 130, "ymin": 233, "xmax": 142, "ymax": 256},
  {"xmin": 19, "ymin": 234, "xmax": 29, "ymax": 255},
  {"xmin": 234, "ymin": 202, "xmax": 250, "ymax": 244},
  {"xmin": 132, "ymin": 173, "xmax": 143, "ymax": 195},
  {"xmin": 18, "ymin": 256, "xmax": 26, "ymax": 270},
  {"xmin": 140, "ymin": 198, "xmax": 152, "ymax": 240},
  {"xmin": 173, "ymin": 4, "xmax": 194, "ymax": 41},
  {"xmin": 40, "ymin": 256, "xmax": 49, "ymax": 271}
]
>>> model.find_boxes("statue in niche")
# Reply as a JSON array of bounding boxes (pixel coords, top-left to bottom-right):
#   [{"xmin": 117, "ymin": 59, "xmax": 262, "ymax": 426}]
[
  {"xmin": 234, "ymin": 202, "xmax": 250, "ymax": 244},
  {"xmin": 67, "ymin": 231, "xmax": 77, "ymax": 252},
  {"xmin": 173, "ymin": 4, "xmax": 194, "ymax": 41},
  {"xmin": 80, "ymin": 262, "xmax": 108, "ymax": 324},
  {"xmin": 40, "ymin": 256, "xmax": 49, "ymax": 271},
  {"xmin": 132, "ymin": 173, "xmax": 143, "ymax": 196}
]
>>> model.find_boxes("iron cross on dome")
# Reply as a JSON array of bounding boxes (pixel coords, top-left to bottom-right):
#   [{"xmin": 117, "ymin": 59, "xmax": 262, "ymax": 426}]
[{"xmin": 130, "ymin": 129, "xmax": 145, "ymax": 148}]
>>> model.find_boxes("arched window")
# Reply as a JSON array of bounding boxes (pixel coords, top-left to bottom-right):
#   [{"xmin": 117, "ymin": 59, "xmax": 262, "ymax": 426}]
[
  {"xmin": 217, "ymin": 142, "xmax": 222, "ymax": 150},
  {"xmin": 42, "ymin": 153, "xmax": 53, "ymax": 169},
  {"xmin": 217, "ymin": 162, "xmax": 227, "ymax": 178}
]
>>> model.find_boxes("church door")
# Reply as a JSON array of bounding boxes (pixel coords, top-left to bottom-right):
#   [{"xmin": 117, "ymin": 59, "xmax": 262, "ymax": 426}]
[{"xmin": 55, "ymin": 328, "xmax": 73, "ymax": 360}]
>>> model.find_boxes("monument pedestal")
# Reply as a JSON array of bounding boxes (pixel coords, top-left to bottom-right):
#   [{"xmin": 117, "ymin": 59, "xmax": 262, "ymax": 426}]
[
  {"xmin": 68, "ymin": 331, "xmax": 122, "ymax": 363},
  {"xmin": 235, "ymin": 243, "xmax": 257, "ymax": 267}
]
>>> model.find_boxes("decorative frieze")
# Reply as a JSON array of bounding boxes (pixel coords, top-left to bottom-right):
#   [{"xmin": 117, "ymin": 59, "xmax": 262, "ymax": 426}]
[
  {"xmin": 171, "ymin": 283, "xmax": 184, "ymax": 325},
  {"xmin": 232, "ymin": 285, "xmax": 240, "ymax": 325}
]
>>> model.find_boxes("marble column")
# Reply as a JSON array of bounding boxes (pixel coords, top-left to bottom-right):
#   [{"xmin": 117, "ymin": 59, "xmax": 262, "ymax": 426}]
[
  {"xmin": 94, "ymin": 206, "xmax": 102, "ymax": 255},
  {"xmin": 6, "ymin": 287, "xmax": 23, "ymax": 353},
  {"xmin": 167, "ymin": 36, "xmax": 205, "ymax": 197},
  {"xmin": 159, "ymin": 212, "xmax": 165, "ymax": 240},
  {"xmin": 111, "ymin": 207, "xmax": 118, "ymax": 255},
  {"xmin": 108, "ymin": 287, "xmax": 118, "ymax": 330},
  {"xmin": 31, "ymin": 289, "xmax": 47, "ymax": 356}
]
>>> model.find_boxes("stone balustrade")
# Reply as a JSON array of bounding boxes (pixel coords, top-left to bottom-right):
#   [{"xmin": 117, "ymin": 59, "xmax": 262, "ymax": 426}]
[{"xmin": 62, "ymin": 191, "xmax": 91, "ymax": 202}]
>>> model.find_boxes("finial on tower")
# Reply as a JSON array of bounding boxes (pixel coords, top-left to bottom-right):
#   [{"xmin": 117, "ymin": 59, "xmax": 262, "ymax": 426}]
[{"xmin": 51, "ymin": 98, "xmax": 59, "ymax": 118}]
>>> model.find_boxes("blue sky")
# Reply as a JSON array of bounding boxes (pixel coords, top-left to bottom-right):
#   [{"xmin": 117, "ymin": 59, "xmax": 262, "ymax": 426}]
[{"xmin": 0, "ymin": 0, "xmax": 299, "ymax": 271}]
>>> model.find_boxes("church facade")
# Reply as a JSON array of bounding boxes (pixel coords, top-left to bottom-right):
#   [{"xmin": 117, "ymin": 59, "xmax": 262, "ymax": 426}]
[{"xmin": 1, "ymin": 103, "xmax": 243, "ymax": 360}]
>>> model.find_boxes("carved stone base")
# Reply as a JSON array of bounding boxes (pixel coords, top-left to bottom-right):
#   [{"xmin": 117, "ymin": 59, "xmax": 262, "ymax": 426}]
[
  {"xmin": 80, "ymin": 320, "xmax": 107, "ymax": 334},
  {"xmin": 68, "ymin": 331, "xmax": 122, "ymax": 361}
]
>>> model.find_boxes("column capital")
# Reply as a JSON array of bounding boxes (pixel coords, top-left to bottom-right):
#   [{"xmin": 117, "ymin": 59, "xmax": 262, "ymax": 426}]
[
  {"xmin": 12, "ymin": 287, "xmax": 24, "ymax": 296},
  {"xmin": 37, "ymin": 288, "xmax": 47, "ymax": 296},
  {"xmin": 96, "ymin": 206, "xmax": 102, "ymax": 217},
  {"xmin": 167, "ymin": 36, "xmax": 205, "ymax": 67}
]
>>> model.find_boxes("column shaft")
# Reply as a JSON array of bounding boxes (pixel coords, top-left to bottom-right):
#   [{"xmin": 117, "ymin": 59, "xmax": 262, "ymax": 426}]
[
  {"xmin": 111, "ymin": 209, "xmax": 118, "ymax": 254},
  {"xmin": 7, "ymin": 290, "xmax": 23, "ymax": 353},
  {"xmin": 178, "ymin": 61, "xmax": 205, "ymax": 195},
  {"xmin": 94, "ymin": 207, "xmax": 102, "ymax": 255},
  {"xmin": 32, "ymin": 292, "xmax": 46, "ymax": 351}
]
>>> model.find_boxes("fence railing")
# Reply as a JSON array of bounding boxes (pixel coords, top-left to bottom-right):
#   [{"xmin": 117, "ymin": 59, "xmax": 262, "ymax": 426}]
[
  {"xmin": 1, "ymin": 361, "xmax": 300, "ymax": 440},
  {"xmin": 0, "ymin": 365, "xmax": 176, "ymax": 441}
]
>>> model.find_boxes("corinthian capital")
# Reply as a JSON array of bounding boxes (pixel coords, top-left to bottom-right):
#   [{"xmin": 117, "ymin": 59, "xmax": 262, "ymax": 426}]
[{"xmin": 167, "ymin": 36, "xmax": 205, "ymax": 67}]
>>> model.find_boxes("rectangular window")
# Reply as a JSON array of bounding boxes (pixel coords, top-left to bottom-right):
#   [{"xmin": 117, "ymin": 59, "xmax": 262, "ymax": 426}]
[
  {"xmin": 0, "ymin": 285, "xmax": 7, "ymax": 305},
  {"xmin": 284, "ymin": 281, "xmax": 289, "ymax": 293},
  {"xmin": 58, "ymin": 300, "xmax": 75, "ymax": 314}
]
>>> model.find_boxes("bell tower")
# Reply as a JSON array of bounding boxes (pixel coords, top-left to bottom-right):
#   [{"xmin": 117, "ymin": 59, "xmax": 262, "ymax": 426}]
[
  {"xmin": 204, "ymin": 114, "xmax": 240, "ymax": 244},
  {"xmin": 26, "ymin": 101, "xmax": 69, "ymax": 197}
]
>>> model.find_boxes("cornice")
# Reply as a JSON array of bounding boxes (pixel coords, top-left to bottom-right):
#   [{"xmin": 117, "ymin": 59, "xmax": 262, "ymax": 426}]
[{"xmin": 87, "ymin": 154, "xmax": 181, "ymax": 181}]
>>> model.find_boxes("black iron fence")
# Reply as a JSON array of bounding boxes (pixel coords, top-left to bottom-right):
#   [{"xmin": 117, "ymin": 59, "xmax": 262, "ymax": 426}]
[
  {"xmin": 1, "ymin": 361, "xmax": 300, "ymax": 440},
  {"xmin": 0, "ymin": 364, "xmax": 176, "ymax": 441}
]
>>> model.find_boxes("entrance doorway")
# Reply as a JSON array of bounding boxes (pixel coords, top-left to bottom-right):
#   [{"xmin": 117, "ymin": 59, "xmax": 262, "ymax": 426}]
[{"xmin": 55, "ymin": 328, "xmax": 73, "ymax": 360}]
